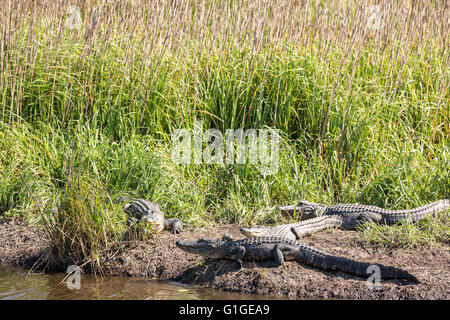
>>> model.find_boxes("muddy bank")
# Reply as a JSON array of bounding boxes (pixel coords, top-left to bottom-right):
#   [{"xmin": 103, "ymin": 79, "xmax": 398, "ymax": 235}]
[
  {"xmin": 0, "ymin": 218, "xmax": 449, "ymax": 299},
  {"xmin": 0, "ymin": 218, "xmax": 51, "ymax": 270}
]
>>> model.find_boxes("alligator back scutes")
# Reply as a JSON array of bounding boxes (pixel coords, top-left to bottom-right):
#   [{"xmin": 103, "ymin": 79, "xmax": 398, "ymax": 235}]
[
  {"xmin": 327, "ymin": 200, "xmax": 449, "ymax": 215},
  {"xmin": 232, "ymin": 236, "xmax": 329, "ymax": 256},
  {"xmin": 121, "ymin": 198, "xmax": 161, "ymax": 217}
]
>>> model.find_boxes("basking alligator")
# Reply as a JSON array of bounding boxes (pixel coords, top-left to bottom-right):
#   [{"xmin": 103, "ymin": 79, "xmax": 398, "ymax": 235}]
[
  {"xmin": 176, "ymin": 234, "xmax": 418, "ymax": 282},
  {"xmin": 118, "ymin": 197, "xmax": 182, "ymax": 234},
  {"xmin": 241, "ymin": 199, "xmax": 450, "ymax": 240}
]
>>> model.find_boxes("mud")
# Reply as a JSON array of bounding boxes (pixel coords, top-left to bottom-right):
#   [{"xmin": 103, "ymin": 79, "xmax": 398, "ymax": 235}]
[{"xmin": 0, "ymin": 218, "xmax": 449, "ymax": 299}]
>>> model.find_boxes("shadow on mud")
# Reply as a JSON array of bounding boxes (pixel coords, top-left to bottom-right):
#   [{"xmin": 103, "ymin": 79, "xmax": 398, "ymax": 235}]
[{"xmin": 175, "ymin": 258, "xmax": 418, "ymax": 290}]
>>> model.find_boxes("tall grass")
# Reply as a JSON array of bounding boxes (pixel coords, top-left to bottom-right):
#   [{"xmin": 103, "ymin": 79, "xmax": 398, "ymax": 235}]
[{"xmin": 0, "ymin": 0, "xmax": 448, "ymax": 268}]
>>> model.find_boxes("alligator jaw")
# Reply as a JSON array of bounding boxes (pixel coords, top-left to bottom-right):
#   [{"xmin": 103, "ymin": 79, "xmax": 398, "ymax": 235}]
[
  {"xmin": 240, "ymin": 226, "xmax": 269, "ymax": 238},
  {"xmin": 176, "ymin": 238, "xmax": 231, "ymax": 260},
  {"xmin": 175, "ymin": 240, "xmax": 203, "ymax": 253},
  {"xmin": 175, "ymin": 239, "xmax": 217, "ymax": 257},
  {"xmin": 278, "ymin": 204, "xmax": 308, "ymax": 220},
  {"xmin": 142, "ymin": 216, "xmax": 165, "ymax": 232},
  {"xmin": 279, "ymin": 200, "xmax": 327, "ymax": 219},
  {"xmin": 278, "ymin": 204, "xmax": 299, "ymax": 214}
]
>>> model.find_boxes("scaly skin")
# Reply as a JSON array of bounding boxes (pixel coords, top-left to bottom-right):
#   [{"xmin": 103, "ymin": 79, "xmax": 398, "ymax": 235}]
[
  {"xmin": 243, "ymin": 199, "xmax": 450, "ymax": 239},
  {"xmin": 241, "ymin": 216, "xmax": 343, "ymax": 241},
  {"xmin": 118, "ymin": 197, "xmax": 182, "ymax": 234},
  {"xmin": 279, "ymin": 199, "xmax": 450, "ymax": 223},
  {"xmin": 176, "ymin": 234, "xmax": 419, "ymax": 282}
]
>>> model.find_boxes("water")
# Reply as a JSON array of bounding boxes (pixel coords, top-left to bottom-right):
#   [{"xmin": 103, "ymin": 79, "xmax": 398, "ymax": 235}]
[{"xmin": 0, "ymin": 264, "xmax": 281, "ymax": 300}]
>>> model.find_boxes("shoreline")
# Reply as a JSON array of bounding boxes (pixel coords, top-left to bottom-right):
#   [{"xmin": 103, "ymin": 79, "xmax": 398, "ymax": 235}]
[{"xmin": 0, "ymin": 217, "xmax": 449, "ymax": 299}]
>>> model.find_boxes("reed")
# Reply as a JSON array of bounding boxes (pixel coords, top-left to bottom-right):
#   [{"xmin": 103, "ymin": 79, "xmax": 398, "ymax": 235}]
[{"xmin": 0, "ymin": 0, "xmax": 448, "ymax": 266}]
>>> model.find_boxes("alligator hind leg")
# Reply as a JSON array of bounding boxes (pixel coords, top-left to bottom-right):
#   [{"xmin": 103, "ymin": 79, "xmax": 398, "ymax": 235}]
[
  {"xmin": 264, "ymin": 244, "xmax": 284, "ymax": 267},
  {"xmin": 255, "ymin": 245, "xmax": 285, "ymax": 267},
  {"xmin": 231, "ymin": 246, "xmax": 246, "ymax": 269}
]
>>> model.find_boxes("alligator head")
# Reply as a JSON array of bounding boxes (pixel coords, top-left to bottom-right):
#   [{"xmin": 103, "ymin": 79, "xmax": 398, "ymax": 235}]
[
  {"xmin": 240, "ymin": 225, "xmax": 271, "ymax": 238},
  {"xmin": 176, "ymin": 234, "xmax": 233, "ymax": 259},
  {"xmin": 141, "ymin": 211, "xmax": 165, "ymax": 231},
  {"xmin": 279, "ymin": 200, "xmax": 326, "ymax": 218}
]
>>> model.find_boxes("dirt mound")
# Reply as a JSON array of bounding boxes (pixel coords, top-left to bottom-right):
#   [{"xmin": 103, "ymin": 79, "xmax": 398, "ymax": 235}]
[
  {"xmin": 1, "ymin": 219, "xmax": 449, "ymax": 299},
  {"xmin": 0, "ymin": 218, "xmax": 51, "ymax": 270}
]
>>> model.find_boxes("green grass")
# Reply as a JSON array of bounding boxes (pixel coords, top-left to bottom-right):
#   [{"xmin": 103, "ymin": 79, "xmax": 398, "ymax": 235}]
[
  {"xmin": 0, "ymin": 0, "xmax": 448, "ymax": 269},
  {"xmin": 357, "ymin": 210, "xmax": 450, "ymax": 249}
]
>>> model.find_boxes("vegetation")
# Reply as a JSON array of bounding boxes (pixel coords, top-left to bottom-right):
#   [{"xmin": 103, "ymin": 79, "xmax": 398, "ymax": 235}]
[{"xmin": 0, "ymin": 0, "xmax": 448, "ymax": 268}]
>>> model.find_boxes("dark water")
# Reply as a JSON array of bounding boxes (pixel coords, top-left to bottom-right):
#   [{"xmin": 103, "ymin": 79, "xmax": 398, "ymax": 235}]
[{"xmin": 0, "ymin": 264, "xmax": 284, "ymax": 300}]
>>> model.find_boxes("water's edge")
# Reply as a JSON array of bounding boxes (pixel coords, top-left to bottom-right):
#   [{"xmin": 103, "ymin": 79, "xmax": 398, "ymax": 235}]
[{"xmin": 0, "ymin": 263, "xmax": 291, "ymax": 300}]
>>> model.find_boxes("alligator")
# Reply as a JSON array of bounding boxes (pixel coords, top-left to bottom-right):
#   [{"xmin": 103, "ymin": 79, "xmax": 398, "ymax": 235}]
[
  {"xmin": 118, "ymin": 197, "xmax": 182, "ymax": 234},
  {"xmin": 241, "ymin": 199, "xmax": 450, "ymax": 240},
  {"xmin": 176, "ymin": 234, "xmax": 419, "ymax": 282}
]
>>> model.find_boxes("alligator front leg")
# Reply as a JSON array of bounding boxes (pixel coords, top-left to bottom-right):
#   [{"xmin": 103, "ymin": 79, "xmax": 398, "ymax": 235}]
[
  {"xmin": 165, "ymin": 218, "xmax": 182, "ymax": 234},
  {"xmin": 290, "ymin": 226, "xmax": 304, "ymax": 239},
  {"xmin": 290, "ymin": 224, "xmax": 324, "ymax": 238},
  {"xmin": 128, "ymin": 216, "xmax": 139, "ymax": 226}
]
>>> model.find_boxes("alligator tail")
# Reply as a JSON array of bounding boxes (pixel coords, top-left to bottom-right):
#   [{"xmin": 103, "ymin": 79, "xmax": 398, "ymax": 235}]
[
  {"xmin": 295, "ymin": 244, "xmax": 419, "ymax": 282},
  {"xmin": 382, "ymin": 199, "xmax": 450, "ymax": 224}
]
